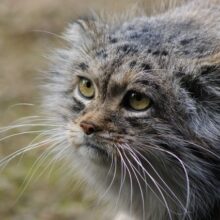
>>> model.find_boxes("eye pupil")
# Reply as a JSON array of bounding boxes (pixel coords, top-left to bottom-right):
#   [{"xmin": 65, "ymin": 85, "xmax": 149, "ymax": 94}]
[
  {"xmin": 131, "ymin": 92, "xmax": 142, "ymax": 101},
  {"xmin": 135, "ymin": 93, "xmax": 142, "ymax": 101},
  {"xmin": 86, "ymin": 81, "xmax": 91, "ymax": 88}
]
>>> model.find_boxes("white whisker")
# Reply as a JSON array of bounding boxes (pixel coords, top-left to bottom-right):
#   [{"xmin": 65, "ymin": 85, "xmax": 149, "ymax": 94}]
[
  {"xmin": 129, "ymin": 145, "xmax": 187, "ymax": 215},
  {"xmin": 0, "ymin": 135, "xmax": 62, "ymax": 167},
  {"xmin": 121, "ymin": 149, "xmax": 146, "ymax": 220},
  {"xmin": 0, "ymin": 130, "xmax": 51, "ymax": 142},
  {"xmin": 124, "ymin": 144, "xmax": 174, "ymax": 220},
  {"xmin": 0, "ymin": 124, "xmax": 61, "ymax": 134},
  {"xmin": 138, "ymin": 143, "xmax": 191, "ymax": 219},
  {"xmin": 99, "ymin": 154, "xmax": 117, "ymax": 201},
  {"xmin": 114, "ymin": 145, "xmax": 134, "ymax": 216}
]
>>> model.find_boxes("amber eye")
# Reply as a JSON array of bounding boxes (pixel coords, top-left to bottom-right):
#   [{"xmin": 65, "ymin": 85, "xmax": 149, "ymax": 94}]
[
  {"xmin": 78, "ymin": 77, "xmax": 95, "ymax": 99},
  {"xmin": 125, "ymin": 91, "xmax": 151, "ymax": 111}
]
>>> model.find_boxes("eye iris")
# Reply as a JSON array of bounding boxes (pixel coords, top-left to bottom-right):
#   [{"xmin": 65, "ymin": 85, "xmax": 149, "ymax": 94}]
[
  {"xmin": 129, "ymin": 92, "xmax": 150, "ymax": 111},
  {"xmin": 79, "ymin": 78, "xmax": 94, "ymax": 98}
]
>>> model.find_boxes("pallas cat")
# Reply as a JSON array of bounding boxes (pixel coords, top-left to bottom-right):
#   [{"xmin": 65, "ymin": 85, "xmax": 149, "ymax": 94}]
[{"xmin": 2, "ymin": 0, "xmax": 220, "ymax": 220}]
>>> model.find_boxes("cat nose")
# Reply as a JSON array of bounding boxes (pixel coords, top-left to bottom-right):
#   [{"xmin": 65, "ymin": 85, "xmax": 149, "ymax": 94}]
[{"xmin": 80, "ymin": 121, "xmax": 98, "ymax": 135}]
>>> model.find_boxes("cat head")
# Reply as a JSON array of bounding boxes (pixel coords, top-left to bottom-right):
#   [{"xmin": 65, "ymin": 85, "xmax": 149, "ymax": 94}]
[{"xmin": 43, "ymin": 18, "xmax": 220, "ymax": 218}]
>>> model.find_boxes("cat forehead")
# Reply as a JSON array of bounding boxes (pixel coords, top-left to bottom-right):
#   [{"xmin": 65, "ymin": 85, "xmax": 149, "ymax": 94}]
[
  {"xmin": 76, "ymin": 48, "xmax": 159, "ymax": 84},
  {"xmin": 80, "ymin": 58, "xmax": 154, "ymax": 89}
]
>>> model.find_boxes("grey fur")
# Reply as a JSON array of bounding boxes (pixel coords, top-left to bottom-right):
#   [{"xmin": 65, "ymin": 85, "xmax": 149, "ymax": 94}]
[{"xmin": 43, "ymin": 1, "xmax": 220, "ymax": 219}]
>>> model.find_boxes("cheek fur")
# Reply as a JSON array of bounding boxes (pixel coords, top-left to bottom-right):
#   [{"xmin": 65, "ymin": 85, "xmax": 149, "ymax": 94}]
[{"xmin": 67, "ymin": 123, "xmax": 84, "ymax": 147}]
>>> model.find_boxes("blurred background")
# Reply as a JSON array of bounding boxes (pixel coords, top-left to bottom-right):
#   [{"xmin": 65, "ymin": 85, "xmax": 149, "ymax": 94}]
[{"xmin": 0, "ymin": 0, "xmax": 171, "ymax": 219}]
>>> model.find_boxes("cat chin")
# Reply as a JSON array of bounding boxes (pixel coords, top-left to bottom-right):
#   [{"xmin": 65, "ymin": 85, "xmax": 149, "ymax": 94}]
[{"xmin": 77, "ymin": 144, "xmax": 106, "ymax": 162}]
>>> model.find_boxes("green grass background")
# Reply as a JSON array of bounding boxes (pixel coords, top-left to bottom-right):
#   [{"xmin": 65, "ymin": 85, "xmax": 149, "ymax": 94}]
[{"xmin": 0, "ymin": 0, "xmax": 171, "ymax": 219}]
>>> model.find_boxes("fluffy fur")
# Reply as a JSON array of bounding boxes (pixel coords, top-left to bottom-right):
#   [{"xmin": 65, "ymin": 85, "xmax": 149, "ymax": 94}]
[{"xmin": 43, "ymin": 1, "xmax": 220, "ymax": 219}]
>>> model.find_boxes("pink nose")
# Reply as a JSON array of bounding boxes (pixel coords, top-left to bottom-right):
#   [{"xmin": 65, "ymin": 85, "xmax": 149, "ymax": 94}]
[{"xmin": 80, "ymin": 121, "xmax": 97, "ymax": 135}]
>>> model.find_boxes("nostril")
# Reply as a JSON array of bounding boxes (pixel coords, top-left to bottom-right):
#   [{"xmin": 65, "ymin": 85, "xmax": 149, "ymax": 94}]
[
  {"xmin": 87, "ymin": 126, "xmax": 95, "ymax": 134},
  {"xmin": 80, "ymin": 121, "xmax": 97, "ymax": 135}
]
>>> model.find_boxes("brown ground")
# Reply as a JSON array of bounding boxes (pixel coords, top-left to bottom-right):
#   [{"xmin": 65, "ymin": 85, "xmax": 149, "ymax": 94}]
[{"xmin": 0, "ymin": 0, "xmax": 169, "ymax": 219}]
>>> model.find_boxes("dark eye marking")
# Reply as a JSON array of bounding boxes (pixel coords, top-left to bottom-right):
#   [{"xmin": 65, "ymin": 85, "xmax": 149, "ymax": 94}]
[
  {"xmin": 72, "ymin": 96, "xmax": 85, "ymax": 112},
  {"xmin": 125, "ymin": 117, "xmax": 141, "ymax": 127}
]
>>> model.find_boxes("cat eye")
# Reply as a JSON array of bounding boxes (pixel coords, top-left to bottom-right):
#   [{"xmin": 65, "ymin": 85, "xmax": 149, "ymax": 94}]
[
  {"xmin": 78, "ymin": 77, "xmax": 95, "ymax": 99},
  {"xmin": 124, "ymin": 91, "xmax": 151, "ymax": 111}
]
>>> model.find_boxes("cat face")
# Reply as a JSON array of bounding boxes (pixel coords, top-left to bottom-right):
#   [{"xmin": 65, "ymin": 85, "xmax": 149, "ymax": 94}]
[
  {"xmin": 48, "ymin": 47, "xmax": 180, "ymax": 161},
  {"xmin": 43, "ymin": 19, "xmax": 220, "ymax": 219}
]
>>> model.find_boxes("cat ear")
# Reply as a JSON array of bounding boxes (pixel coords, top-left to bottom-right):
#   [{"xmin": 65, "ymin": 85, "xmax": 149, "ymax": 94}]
[
  {"xmin": 63, "ymin": 17, "xmax": 103, "ymax": 48},
  {"xmin": 196, "ymin": 53, "xmax": 220, "ymax": 91},
  {"xmin": 63, "ymin": 18, "xmax": 93, "ymax": 45},
  {"xmin": 185, "ymin": 53, "xmax": 220, "ymax": 139},
  {"xmin": 196, "ymin": 52, "xmax": 220, "ymax": 75},
  {"xmin": 180, "ymin": 52, "xmax": 220, "ymax": 101}
]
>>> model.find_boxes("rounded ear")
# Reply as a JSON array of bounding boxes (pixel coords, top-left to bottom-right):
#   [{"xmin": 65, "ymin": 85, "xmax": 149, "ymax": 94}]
[
  {"xmin": 63, "ymin": 18, "xmax": 100, "ymax": 48},
  {"xmin": 180, "ymin": 52, "xmax": 220, "ymax": 102},
  {"xmin": 195, "ymin": 53, "xmax": 220, "ymax": 93},
  {"xmin": 63, "ymin": 19, "xmax": 91, "ymax": 45},
  {"xmin": 196, "ymin": 52, "xmax": 220, "ymax": 74},
  {"xmin": 188, "ymin": 53, "xmax": 220, "ymax": 139}
]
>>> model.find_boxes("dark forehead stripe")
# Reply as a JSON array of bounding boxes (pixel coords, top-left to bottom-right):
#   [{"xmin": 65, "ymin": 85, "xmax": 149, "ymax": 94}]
[
  {"xmin": 97, "ymin": 41, "xmax": 160, "ymax": 99},
  {"xmin": 108, "ymin": 81, "xmax": 127, "ymax": 98},
  {"xmin": 99, "ymin": 67, "xmax": 114, "ymax": 101},
  {"xmin": 98, "ymin": 53, "xmax": 129, "ymax": 101}
]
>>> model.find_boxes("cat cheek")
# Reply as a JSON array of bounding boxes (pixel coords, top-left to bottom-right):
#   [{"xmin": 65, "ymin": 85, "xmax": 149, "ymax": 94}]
[{"xmin": 67, "ymin": 123, "xmax": 84, "ymax": 148}]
